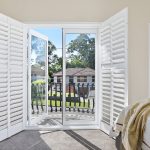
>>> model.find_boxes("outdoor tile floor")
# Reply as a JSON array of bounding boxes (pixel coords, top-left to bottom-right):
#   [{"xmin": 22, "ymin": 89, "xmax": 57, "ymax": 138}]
[{"xmin": 0, "ymin": 130, "xmax": 116, "ymax": 150}]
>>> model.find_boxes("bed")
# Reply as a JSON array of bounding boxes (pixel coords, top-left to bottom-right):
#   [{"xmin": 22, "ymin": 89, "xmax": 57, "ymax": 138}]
[
  {"xmin": 111, "ymin": 102, "xmax": 150, "ymax": 150},
  {"xmin": 142, "ymin": 116, "xmax": 150, "ymax": 150}
]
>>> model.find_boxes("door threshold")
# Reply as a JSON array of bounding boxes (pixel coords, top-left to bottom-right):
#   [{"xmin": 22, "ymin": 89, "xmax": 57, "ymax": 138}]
[{"xmin": 25, "ymin": 124, "xmax": 100, "ymax": 131}]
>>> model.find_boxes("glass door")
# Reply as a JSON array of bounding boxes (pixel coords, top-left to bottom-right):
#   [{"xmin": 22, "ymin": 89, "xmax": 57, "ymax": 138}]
[
  {"xmin": 63, "ymin": 28, "xmax": 98, "ymax": 125},
  {"xmin": 28, "ymin": 30, "xmax": 48, "ymax": 126}
]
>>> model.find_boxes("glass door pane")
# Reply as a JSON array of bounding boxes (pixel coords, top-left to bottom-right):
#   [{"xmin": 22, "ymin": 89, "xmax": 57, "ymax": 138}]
[
  {"xmin": 29, "ymin": 30, "xmax": 48, "ymax": 126},
  {"xmin": 63, "ymin": 29, "xmax": 97, "ymax": 125}
]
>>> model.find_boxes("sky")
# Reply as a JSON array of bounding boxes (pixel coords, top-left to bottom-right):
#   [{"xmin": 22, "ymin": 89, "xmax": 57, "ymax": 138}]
[
  {"xmin": 34, "ymin": 28, "xmax": 95, "ymax": 58},
  {"xmin": 34, "ymin": 28, "xmax": 79, "ymax": 57},
  {"xmin": 35, "ymin": 28, "xmax": 63, "ymax": 49}
]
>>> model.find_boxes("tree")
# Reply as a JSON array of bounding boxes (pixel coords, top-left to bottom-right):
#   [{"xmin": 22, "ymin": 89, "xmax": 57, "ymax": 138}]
[
  {"xmin": 67, "ymin": 34, "xmax": 95, "ymax": 69},
  {"xmin": 48, "ymin": 41, "xmax": 57, "ymax": 64},
  {"xmin": 48, "ymin": 41, "xmax": 62, "ymax": 82},
  {"xmin": 66, "ymin": 55, "xmax": 85, "ymax": 68}
]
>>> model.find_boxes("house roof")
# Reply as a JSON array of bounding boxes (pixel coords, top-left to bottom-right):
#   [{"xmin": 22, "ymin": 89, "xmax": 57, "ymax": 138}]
[{"xmin": 53, "ymin": 68, "xmax": 95, "ymax": 76}]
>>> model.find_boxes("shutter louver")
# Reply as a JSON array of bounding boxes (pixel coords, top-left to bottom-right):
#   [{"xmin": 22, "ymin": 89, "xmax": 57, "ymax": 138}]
[
  {"xmin": 100, "ymin": 8, "xmax": 128, "ymax": 133},
  {"xmin": 0, "ymin": 19, "xmax": 9, "ymax": 141}
]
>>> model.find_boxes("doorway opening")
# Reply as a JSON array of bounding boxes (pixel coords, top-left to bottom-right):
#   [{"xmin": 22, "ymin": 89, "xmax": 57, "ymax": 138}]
[
  {"xmin": 28, "ymin": 27, "xmax": 97, "ymax": 128},
  {"xmin": 0, "ymin": 8, "xmax": 128, "ymax": 141}
]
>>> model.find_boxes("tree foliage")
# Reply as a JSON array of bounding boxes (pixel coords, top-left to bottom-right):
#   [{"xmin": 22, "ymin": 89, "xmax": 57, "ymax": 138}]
[
  {"xmin": 48, "ymin": 34, "xmax": 95, "ymax": 82},
  {"xmin": 48, "ymin": 41, "xmax": 62, "ymax": 81},
  {"xmin": 67, "ymin": 34, "xmax": 95, "ymax": 69}
]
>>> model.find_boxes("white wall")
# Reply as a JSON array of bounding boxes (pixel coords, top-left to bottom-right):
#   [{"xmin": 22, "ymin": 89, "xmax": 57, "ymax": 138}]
[{"xmin": 1, "ymin": 0, "xmax": 150, "ymax": 104}]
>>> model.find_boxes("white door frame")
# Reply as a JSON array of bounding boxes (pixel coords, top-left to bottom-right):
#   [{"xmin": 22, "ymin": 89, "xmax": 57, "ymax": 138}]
[
  {"xmin": 25, "ymin": 23, "xmax": 102, "ymax": 130},
  {"xmin": 27, "ymin": 29, "xmax": 49, "ymax": 126},
  {"xmin": 0, "ymin": 9, "xmax": 128, "ymax": 135},
  {"xmin": 62, "ymin": 28, "xmax": 100, "ymax": 126}
]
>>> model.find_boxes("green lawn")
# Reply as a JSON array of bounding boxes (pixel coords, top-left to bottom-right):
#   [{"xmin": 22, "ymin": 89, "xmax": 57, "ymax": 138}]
[
  {"xmin": 32, "ymin": 91, "xmax": 90, "ymax": 108},
  {"xmin": 48, "ymin": 91, "xmax": 75, "ymax": 97},
  {"xmin": 32, "ymin": 100, "xmax": 89, "ymax": 108}
]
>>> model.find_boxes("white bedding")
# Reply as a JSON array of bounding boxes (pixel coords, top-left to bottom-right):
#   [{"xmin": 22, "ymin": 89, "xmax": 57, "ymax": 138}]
[{"xmin": 110, "ymin": 106, "xmax": 150, "ymax": 150}]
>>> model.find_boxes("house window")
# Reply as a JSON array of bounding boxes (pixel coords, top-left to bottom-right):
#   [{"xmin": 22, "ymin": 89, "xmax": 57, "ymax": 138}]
[
  {"xmin": 77, "ymin": 76, "xmax": 87, "ymax": 82},
  {"xmin": 92, "ymin": 76, "xmax": 95, "ymax": 82},
  {"xmin": 69, "ymin": 76, "xmax": 74, "ymax": 83},
  {"xmin": 57, "ymin": 76, "xmax": 62, "ymax": 83}
]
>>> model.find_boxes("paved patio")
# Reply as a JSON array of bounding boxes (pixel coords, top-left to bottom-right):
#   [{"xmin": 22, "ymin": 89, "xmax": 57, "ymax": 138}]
[{"xmin": 0, "ymin": 130, "xmax": 116, "ymax": 150}]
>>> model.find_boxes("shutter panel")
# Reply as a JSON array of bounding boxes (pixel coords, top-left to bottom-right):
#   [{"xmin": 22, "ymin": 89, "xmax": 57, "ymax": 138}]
[
  {"xmin": 111, "ymin": 10, "xmax": 128, "ymax": 123},
  {"xmin": 8, "ymin": 19, "xmax": 25, "ymax": 136},
  {"xmin": 0, "ymin": 14, "xmax": 27, "ymax": 141},
  {"xmin": 0, "ymin": 15, "xmax": 9, "ymax": 141},
  {"xmin": 100, "ymin": 8, "xmax": 128, "ymax": 133},
  {"xmin": 101, "ymin": 23, "xmax": 112, "ymax": 126}
]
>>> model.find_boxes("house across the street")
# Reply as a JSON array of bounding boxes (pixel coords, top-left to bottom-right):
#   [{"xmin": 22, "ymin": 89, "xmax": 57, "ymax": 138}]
[{"xmin": 53, "ymin": 67, "xmax": 95, "ymax": 84}]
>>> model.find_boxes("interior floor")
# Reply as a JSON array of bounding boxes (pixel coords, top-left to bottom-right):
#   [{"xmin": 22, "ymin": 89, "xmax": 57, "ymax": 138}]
[{"xmin": 0, "ymin": 130, "xmax": 116, "ymax": 150}]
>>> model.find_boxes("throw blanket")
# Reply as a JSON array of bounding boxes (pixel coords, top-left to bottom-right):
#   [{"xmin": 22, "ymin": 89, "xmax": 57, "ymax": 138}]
[{"xmin": 113, "ymin": 100, "xmax": 150, "ymax": 150}]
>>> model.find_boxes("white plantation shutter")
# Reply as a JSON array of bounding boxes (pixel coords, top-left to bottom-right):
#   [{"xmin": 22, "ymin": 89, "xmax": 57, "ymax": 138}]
[
  {"xmin": 100, "ymin": 8, "xmax": 128, "ymax": 133},
  {"xmin": 112, "ymin": 69, "xmax": 126, "ymax": 122},
  {"xmin": 8, "ymin": 19, "xmax": 25, "ymax": 136},
  {"xmin": 0, "ymin": 14, "xmax": 26, "ymax": 141},
  {"xmin": 101, "ymin": 69, "xmax": 111, "ymax": 125},
  {"xmin": 0, "ymin": 16, "xmax": 9, "ymax": 141},
  {"xmin": 101, "ymin": 22, "xmax": 112, "ymax": 126},
  {"xmin": 101, "ymin": 24, "xmax": 111, "ymax": 65}
]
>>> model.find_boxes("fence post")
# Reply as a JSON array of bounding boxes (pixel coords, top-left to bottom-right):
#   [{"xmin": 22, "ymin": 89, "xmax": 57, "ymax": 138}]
[
  {"xmin": 77, "ymin": 83, "xmax": 80, "ymax": 112},
  {"xmin": 92, "ymin": 83, "xmax": 95, "ymax": 114},
  {"xmin": 73, "ymin": 83, "xmax": 76, "ymax": 112},
  {"xmin": 87, "ymin": 83, "xmax": 90, "ymax": 113},
  {"xmin": 68, "ymin": 83, "xmax": 71, "ymax": 111},
  {"xmin": 55, "ymin": 83, "xmax": 57, "ymax": 112},
  {"xmin": 82, "ymin": 83, "xmax": 85, "ymax": 113},
  {"xmin": 60, "ymin": 82, "xmax": 62, "ymax": 111},
  {"xmin": 50, "ymin": 83, "xmax": 53, "ymax": 112},
  {"xmin": 31, "ymin": 84, "xmax": 35, "ymax": 114}
]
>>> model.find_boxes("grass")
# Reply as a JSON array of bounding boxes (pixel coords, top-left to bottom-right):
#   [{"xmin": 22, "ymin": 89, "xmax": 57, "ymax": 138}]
[
  {"xmin": 49, "ymin": 91, "xmax": 75, "ymax": 97},
  {"xmin": 32, "ymin": 100, "xmax": 89, "ymax": 108},
  {"xmin": 32, "ymin": 98, "xmax": 90, "ymax": 108},
  {"xmin": 32, "ymin": 91, "xmax": 90, "ymax": 108}
]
